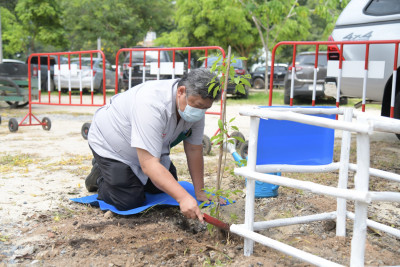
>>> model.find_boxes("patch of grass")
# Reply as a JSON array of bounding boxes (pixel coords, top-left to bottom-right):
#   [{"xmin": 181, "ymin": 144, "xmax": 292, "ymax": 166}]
[
  {"xmin": 171, "ymin": 144, "xmax": 185, "ymax": 154},
  {"xmin": 226, "ymin": 90, "xmax": 382, "ymax": 111},
  {"xmin": 0, "ymin": 233, "xmax": 9, "ymax": 242},
  {"xmin": 0, "ymin": 154, "xmax": 34, "ymax": 167},
  {"xmin": 45, "ymin": 111, "xmax": 93, "ymax": 116},
  {"xmin": 0, "ymin": 165, "xmax": 13, "ymax": 174},
  {"xmin": 57, "ymin": 154, "xmax": 92, "ymax": 165},
  {"xmin": 68, "ymin": 165, "xmax": 91, "ymax": 176},
  {"xmin": 227, "ymin": 90, "xmax": 284, "ymax": 106}
]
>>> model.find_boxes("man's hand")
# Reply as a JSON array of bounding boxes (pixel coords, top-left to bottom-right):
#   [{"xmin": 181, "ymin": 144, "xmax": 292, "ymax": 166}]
[
  {"xmin": 178, "ymin": 195, "xmax": 204, "ymax": 223},
  {"xmin": 137, "ymin": 148, "xmax": 205, "ymax": 223},
  {"xmin": 195, "ymin": 190, "xmax": 227, "ymax": 205}
]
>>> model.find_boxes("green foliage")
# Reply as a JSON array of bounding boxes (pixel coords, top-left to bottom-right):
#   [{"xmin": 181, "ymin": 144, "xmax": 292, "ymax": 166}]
[
  {"xmin": 199, "ymin": 54, "xmax": 251, "ymax": 98},
  {"xmin": 156, "ymin": 0, "xmax": 260, "ymax": 61},
  {"xmin": 15, "ymin": 0, "xmax": 68, "ymax": 53},
  {"xmin": 0, "ymin": 7, "xmax": 25, "ymax": 58},
  {"xmin": 61, "ymin": 0, "xmax": 174, "ymax": 61}
]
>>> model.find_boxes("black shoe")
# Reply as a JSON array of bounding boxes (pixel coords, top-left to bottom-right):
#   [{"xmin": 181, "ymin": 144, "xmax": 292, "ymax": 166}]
[{"xmin": 85, "ymin": 163, "xmax": 101, "ymax": 192}]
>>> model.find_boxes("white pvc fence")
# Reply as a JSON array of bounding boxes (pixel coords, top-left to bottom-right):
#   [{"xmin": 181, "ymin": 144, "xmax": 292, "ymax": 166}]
[{"xmin": 232, "ymin": 107, "xmax": 400, "ymax": 267}]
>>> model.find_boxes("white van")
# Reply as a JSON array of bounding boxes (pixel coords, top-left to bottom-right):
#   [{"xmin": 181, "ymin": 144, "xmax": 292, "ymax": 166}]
[{"xmin": 326, "ymin": 0, "xmax": 400, "ymax": 122}]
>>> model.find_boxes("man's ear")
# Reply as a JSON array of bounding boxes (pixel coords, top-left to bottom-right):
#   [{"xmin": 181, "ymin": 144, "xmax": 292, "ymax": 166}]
[{"xmin": 177, "ymin": 86, "xmax": 186, "ymax": 96}]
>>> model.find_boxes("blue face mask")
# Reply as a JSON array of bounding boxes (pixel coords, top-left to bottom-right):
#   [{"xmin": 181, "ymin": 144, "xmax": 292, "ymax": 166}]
[{"xmin": 178, "ymin": 94, "xmax": 207, "ymax": 122}]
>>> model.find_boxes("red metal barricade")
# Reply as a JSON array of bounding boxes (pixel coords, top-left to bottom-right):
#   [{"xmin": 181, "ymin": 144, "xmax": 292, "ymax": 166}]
[
  {"xmin": 268, "ymin": 40, "xmax": 400, "ymax": 118},
  {"xmin": 13, "ymin": 50, "xmax": 109, "ymax": 131},
  {"xmin": 115, "ymin": 46, "xmax": 226, "ymax": 137}
]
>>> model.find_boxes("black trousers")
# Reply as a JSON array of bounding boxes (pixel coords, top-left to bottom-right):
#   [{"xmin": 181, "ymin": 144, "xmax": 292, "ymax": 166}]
[{"xmin": 91, "ymin": 147, "xmax": 178, "ymax": 211}]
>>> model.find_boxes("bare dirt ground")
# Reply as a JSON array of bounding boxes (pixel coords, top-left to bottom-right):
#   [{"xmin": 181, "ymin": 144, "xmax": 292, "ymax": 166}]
[{"xmin": 0, "ymin": 96, "xmax": 399, "ymax": 267}]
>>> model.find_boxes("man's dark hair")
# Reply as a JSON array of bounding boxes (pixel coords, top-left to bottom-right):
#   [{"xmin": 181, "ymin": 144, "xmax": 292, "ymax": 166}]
[{"xmin": 177, "ymin": 68, "xmax": 220, "ymax": 100}]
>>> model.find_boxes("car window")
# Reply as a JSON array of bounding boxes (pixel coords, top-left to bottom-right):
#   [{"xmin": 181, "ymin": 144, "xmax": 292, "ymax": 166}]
[
  {"xmin": 71, "ymin": 59, "xmax": 95, "ymax": 67},
  {"xmin": 125, "ymin": 50, "xmax": 169, "ymax": 63},
  {"xmin": 364, "ymin": 0, "xmax": 400, "ymax": 16},
  {"xmin": 296, "ymin": 54, "xmax": 327, "ymax": 66},
  {"xmin": 255, "ymin": 66, "xmax": 266, "ymax": 72},
  {"xmin": 29, "ymin": 56, "xmax": 56, "ymax": 66}
]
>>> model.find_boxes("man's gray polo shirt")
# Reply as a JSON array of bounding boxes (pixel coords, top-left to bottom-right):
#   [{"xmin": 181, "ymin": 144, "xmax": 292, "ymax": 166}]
[{"xmin": 88, "ymin": 79, "xmax": 205, "ymax": 185}]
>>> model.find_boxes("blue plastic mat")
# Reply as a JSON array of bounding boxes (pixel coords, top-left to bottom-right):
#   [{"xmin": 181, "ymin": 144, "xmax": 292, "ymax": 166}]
[{"xmin": 71, "ymin": 181, "xmax": 232, "ymax": 215}]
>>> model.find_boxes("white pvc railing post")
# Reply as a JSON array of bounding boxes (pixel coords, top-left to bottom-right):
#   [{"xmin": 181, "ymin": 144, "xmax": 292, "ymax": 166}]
[
  {"xmin": 244, "ymin": 116, "xmax": 260, "ymax": 256},
  {"xmin": 350, "ymin": 116, "xmax": 370, "ymax": 267},
  {"xmin": 336, "ymin": 108, "xmax": 353, "ymax": 237}
]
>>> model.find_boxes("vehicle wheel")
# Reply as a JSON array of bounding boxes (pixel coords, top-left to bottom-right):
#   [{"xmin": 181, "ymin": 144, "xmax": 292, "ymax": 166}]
[
  {"xmin": 284, "ymin": 85, "xmax": 290, "ymax": 105},
  {"xmin": 239, "ymin": 140, "xmax": 249, "ymax": 159},
  {"xmin": 2, "ymin": 79, "xmax": 28, "ymax": 108},
  {"xmin": 8, "ymin": 118, "xmax": 19, "ymax": 132},
  {"xmin": 394, "ymin": 92, "xmax": 400, "ymax": 140},
  {"xmin": 230, "ymin": 131, "xmax": 245, "ymax": 149},
  {"xmin": 253, "ymin": 78, "xmax": 265, "ymax": 90},
  {"xmin": 202, "ymin": 135, "xmax": 212, "ymax": 155},
  {"xmin": 6, "ymin": 101, "xmax": 29, "ymax": 108},
  {"xmin": 81, "ymin": 122, "xmax": 91, "ymax": 140},
  {"xmin": 339, "ymin": 96, "xmax": 348, "ymax": 105},
  {"xmin": 42, "ymin": 117, "xmax": 51, "ymax": 131}
]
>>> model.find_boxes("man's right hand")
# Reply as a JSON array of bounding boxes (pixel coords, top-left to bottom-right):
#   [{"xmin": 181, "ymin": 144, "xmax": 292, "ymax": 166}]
[{"xmin": 179, "ymin": 195, "xmax": 204, "ymax": 223}]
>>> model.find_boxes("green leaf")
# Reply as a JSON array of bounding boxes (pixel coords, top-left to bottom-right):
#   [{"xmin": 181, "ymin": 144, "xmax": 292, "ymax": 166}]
[
  {"xmin": 241, "ymin": 78, "xmax": 251, "ymax": 87},
  {"xmin": 232, "ymin": 136, "xmax": 245, "ymax": 143},
  {"xmin": 231, "ymin": 125, "xmax": 239, "ymax": 131},
  {"xmin": 229, "ymin": 117, "xmax": 236, "ymax": 123},
  {"xmin": 218, "ymin": 119, "xmax": 223, "ymax": 130},
  {"xmin": 210, "ymin": 135, "xmax": 221, "ymax": 143},
  {"xmin": 236, "ymin": 84, "xmax": 245, "ymax": 94}
]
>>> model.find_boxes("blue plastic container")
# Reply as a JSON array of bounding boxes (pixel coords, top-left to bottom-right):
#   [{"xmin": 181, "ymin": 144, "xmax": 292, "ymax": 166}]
[
  {"xmin": 234, "ymin": 152, "xmax": 280, "ymax": 198},
  {"xmin": 254, "ymin": 173, "xmax": 281, "ymax": 198}
]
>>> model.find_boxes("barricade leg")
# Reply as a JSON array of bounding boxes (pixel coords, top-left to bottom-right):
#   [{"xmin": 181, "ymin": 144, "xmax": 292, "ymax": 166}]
[
  {"xmin": 350, "ymin": 117, "xmax": 370, "ymax": 267},
  {"xmin": 336, "ymin": 108, "xmax": 353, "ymax": 236},
  {"xmin": 243, "ymin": 116, "xmax": 260, "ymax": 256}
]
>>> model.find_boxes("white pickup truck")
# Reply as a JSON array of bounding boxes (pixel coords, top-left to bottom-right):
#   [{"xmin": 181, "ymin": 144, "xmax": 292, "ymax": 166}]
[{"xmin": 326, "ymin": 0, "xmax": 400, "ymax": 130}]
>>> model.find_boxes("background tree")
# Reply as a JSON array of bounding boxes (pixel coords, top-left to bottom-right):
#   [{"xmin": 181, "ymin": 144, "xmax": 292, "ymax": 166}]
[
  {"xmin": 239, "ymin": 0, "xmax": 349, "ymax": 91},
  {"xmin": 15, "ymin": 0, "xmax": 67, "ymax": 55},
  {"xmin": 61, "ymin": 0, "xmax": 175, "ymax": 62},
  {"xmin": 155, "ymin": 0, "xmax": 260, "ymax": 68},
  {"xmin": 0, "ymin": 7, "xmax": 25, "ymax": 58}
]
